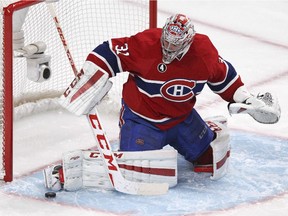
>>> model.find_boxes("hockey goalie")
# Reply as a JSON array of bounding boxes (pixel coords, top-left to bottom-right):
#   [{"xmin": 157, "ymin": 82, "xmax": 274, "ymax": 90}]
[{"xmin": 44, "ymin": 14, "xmax": 281, "ymax": 193}]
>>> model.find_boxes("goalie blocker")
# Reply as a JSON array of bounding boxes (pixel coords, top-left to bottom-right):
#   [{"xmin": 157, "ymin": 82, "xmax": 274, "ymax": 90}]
[{"xmin": 58, "ymin": 61, "xmax": 113, "ymax": 115}]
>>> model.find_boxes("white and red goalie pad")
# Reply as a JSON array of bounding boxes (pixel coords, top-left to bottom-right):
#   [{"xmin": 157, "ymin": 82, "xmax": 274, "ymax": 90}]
[
  {"xmin": 194, "ymin": 116, "xmax": 230, "ymax": 180},
  {"xmin": 62, "ymin": 149, "xmax": 178, "ymax": 191},
  {"xmin": 206, "ymin": 119, "xmax": 230, "ymax": 180}
]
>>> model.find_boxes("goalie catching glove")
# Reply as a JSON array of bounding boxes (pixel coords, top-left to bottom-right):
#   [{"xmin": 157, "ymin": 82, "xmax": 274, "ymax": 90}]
[
  {"xmin": 228, "ymin": 86, "xmax": 281, "ymax": 124},
  {"xmin": 59, "ymin": 61, "xmax": 112, "ymax": 115}
]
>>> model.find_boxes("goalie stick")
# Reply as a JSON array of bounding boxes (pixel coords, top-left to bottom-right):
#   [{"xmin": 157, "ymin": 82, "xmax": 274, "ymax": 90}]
[
  {"xmin": 87, "ymin": 108, "xmax": 169, "ymax": 195},
  {"xmin": 46, "ymin": 2, "xmax": 78, "ymax": 76},
  {"xmin": 46, "ymin": 2, "xmax": 169, "ymax": 195}
]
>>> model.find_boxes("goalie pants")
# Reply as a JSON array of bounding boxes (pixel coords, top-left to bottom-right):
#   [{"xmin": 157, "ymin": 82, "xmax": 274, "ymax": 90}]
[{"xmin": 119, "ymin": 101, "xmax": 215, "ymax": 162}]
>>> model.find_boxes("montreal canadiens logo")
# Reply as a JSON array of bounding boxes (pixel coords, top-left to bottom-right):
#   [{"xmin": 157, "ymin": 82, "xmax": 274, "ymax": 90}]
[{"xmin": 160, "ymin": 79, "xmax": 196, "ymax": 102}]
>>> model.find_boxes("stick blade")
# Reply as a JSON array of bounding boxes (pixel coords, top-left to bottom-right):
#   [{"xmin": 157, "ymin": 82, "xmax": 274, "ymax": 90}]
[
  {"xmin": 115, "ymin": 180, "xmax": 169, "ymax": 195},
  {"xmin": 135, "ymin": 182, "xmax": 169, "ymax": 195}
]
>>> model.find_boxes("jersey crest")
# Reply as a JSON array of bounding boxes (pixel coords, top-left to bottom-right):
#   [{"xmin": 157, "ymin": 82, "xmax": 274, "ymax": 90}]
[{"xmin": 160, "ymin": 79, "xmax": 196, "ymax": 102}]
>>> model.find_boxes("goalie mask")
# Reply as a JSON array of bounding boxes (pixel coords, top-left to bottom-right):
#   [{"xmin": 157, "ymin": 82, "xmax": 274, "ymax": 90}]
[{"xmin": 161, "ymin": 14, "xmax": 196, "ymax": 64}]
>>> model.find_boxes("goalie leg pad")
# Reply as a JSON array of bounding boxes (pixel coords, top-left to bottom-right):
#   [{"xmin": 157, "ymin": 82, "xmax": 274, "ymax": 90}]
[
  {"xmin": 82, "ymin": 159, "xmax": 113, "ymax": 189},
  {"xmin": 49, "ymin": 149, "xmax": 178, "ymax": 191},
  {"xmin": 193, "ymin": 116, "xmax": 230, "ymax": 180},
  {"xmin": 207, "ymin": 118, "xmax": 230, "ymax": 180},
  {"xmin": 83, "ymin": 149, "xmax": 178, "ymax": 189},
  {"xmin": 62, "ymin": 150, "xmax": 83, "ymax": 191}
]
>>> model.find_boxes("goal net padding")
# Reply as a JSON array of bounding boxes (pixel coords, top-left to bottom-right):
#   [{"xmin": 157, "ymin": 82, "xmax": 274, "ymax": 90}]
[{"xmin": 0, "ymin": 0, "xmax": 157, "ymax": 182}]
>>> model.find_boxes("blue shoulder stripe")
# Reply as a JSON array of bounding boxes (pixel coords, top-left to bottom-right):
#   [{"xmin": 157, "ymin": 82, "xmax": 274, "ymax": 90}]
[{"xmin": 93, "ymin": 41, "xmax": 121, "ymax": 74}]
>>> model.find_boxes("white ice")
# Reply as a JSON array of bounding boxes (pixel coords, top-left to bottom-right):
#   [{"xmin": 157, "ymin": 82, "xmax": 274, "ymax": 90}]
[{"xmin": 1, "ymin": 0, "xmax": 288, "ymax": 215}]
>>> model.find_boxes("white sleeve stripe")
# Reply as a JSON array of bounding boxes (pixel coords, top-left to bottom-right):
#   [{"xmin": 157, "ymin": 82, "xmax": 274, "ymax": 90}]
[
  {"xmin": 108, "ymin": 39, "xmax": 124, "ymax": 72},
  {"xmin": 212, "ymin": 74, "xmax": 239, "ymax": 94}
]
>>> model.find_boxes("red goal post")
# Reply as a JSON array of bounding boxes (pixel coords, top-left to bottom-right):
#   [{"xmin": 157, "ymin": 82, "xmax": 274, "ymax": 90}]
[{"xmin": 0, "ymin": 0, "xmax": 157, "ymax": 182}]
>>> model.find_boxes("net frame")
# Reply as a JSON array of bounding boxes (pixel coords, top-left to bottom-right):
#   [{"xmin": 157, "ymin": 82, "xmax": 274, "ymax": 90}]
[{"xmin": 0, "ymin": 0, "xmax": 157, "ymax": 182}]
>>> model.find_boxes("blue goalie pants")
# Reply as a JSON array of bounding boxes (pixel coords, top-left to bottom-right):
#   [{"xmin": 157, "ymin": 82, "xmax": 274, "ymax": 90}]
[{"xmin": 119, "ymin": 101, "xmax": 215, "ymax": 162}]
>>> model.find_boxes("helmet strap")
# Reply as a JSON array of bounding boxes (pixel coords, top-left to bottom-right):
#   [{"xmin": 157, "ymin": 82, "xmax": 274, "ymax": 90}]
[{"xmin": 175, "ymin": 43, "xmax": 191, "ymax": 61}]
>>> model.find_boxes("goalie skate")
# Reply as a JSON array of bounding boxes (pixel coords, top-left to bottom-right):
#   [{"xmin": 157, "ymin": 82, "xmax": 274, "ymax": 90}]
[{"xmin": 43, "ymin": 165, "xmax": 63, "ymax": 191}]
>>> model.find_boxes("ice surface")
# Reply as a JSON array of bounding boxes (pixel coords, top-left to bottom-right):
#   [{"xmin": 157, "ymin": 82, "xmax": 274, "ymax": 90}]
[
  {"xmin": 1, "ymin": 0, "xmax": 288, "ymax": 216},
  {"xmin": 1, "ymin": 131, "xmax": 288, "ymax": 216}
]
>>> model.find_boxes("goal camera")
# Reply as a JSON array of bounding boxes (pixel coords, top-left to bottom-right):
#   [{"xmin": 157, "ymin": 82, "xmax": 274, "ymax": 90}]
[
  {"xmin": 27, "ymin": 54, "xmax": 51, "ymax": 82},
  {"xmin": 21, "ymin": 41, "xmax": 52, "ymax": 83}
]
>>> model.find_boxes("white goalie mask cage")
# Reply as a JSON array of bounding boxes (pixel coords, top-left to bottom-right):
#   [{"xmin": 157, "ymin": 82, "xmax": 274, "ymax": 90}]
[{"xmin": 161, "ymin": 14, "xmax": 196, "ymax": 64}]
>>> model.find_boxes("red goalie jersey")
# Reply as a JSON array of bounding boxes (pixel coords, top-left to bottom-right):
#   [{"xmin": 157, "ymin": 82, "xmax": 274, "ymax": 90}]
[{"xmin": 86, "ymin": 28, "xmax": 244, "ymax": 130}]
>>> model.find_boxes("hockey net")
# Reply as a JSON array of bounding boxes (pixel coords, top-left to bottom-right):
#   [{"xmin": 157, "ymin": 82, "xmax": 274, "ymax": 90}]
[{"xmin": 0, "ymin": 0, "xmax": 157, "ymax": 182}]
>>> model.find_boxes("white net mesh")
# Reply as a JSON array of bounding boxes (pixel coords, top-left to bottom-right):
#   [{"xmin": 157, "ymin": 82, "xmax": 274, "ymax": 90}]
[
  {"xmin": 0, "ymin": 0, "xmax": 151, "ymax": 180},
  {"xmin": 13, "ymin": 0, "xmax": 149, "ymax": 108}
]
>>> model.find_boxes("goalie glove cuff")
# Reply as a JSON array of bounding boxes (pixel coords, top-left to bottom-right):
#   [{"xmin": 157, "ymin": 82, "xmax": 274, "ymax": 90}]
[{"xmin": 233, "ymin": 85, "xmax": 252, "ymax": 103}]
